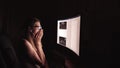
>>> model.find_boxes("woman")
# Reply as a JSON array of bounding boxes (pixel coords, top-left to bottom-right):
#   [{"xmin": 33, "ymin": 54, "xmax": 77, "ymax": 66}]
[{"xmin": 18, "ymin": 17, "xmax": 48, "ymax": 68}]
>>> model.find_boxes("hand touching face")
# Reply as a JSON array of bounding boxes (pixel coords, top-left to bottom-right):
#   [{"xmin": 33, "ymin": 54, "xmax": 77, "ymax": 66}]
[
  {"xmin": 34, "ymin": 29, "xmax": 43, "ymax": 42},
  {"xmin": 32, "ymin": 21, "xmax": 42, "ymax": 35},
  {"xmin": 30, "ymin": 21, "xmax": 43, "ymax": 43}
]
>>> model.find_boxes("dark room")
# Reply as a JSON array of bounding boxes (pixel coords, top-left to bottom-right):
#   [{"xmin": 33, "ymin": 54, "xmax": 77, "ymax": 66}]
[{"xmin": 0, "ymin": 0, "xmax": 119, "ymax": 68}]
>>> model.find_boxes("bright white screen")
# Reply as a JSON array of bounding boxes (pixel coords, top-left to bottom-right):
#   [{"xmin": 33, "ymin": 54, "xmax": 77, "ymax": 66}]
[{"xmin": 57, "ymin": 16, "xmax": 80, "ymax": 56}]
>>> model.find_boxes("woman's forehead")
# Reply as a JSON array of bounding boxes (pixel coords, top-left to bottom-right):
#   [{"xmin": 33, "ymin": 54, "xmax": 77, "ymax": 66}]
[{"xmin": 34, "ymin": 21, "xmax": 41, "ymax": 26}]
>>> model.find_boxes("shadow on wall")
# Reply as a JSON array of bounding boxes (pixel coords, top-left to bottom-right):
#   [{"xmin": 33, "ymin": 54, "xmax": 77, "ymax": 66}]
[{"xmin": 0, "ymin": 33, "xmax": 20, "ymax": 68}]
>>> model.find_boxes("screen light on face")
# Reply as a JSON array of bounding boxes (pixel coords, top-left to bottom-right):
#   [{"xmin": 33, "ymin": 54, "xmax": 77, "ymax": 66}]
[{"xmin": 33, "ymin": 26, "xmax": 42, "ymax": 30}]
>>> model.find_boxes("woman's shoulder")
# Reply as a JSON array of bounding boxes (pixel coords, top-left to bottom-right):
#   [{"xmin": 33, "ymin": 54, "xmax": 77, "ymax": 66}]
[
  {"xmin": 20, "ymin": 39, "xmax": 29, "ymax": 45},
  {"xmin": 17, "ymin": 38, "xmax": 29, "ymax": 49},
  {"xmin": 22, "ymin": 39, "xmax": 33, "ymax": 47}
]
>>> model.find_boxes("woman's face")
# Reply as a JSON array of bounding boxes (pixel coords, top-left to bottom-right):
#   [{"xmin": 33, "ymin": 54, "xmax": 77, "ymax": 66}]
[{"xmin": 31, "ymin": 21, "xmax": 42, "ymax": 35}]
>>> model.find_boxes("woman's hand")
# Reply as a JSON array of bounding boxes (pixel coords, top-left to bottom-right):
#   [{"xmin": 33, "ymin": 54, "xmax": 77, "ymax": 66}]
[{"xmin": 33, "ymin": 29, "xmax": 44, "ymax": 45}]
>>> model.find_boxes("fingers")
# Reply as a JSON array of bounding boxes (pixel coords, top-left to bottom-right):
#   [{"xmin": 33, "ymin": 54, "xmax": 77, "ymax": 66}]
[
  {"xmin": 34, "ymin": 32, "xmax": 39, "ymax": 40},
  {"xmin": 40, "ymin": 29, "xmax": 43, "ymax": 40},
  {"xmin": 40, "ymin": 29, "xmax": 43, "ymax": 37},
  {"xmin": 34, "ymin": 29, "xmax": 43, "ymax": 41}
]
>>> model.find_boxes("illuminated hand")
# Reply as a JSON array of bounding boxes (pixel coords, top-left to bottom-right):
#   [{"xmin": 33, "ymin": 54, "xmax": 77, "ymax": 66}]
[{"xmin": 33, "ymin": 29, "xmax": 43, "ymax": 45}]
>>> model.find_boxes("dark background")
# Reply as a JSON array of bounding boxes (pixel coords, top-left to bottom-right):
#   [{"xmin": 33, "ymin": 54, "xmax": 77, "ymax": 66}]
[{"xmin": 0, "ymin": 0, "xmax": 119, "ymax": 68}]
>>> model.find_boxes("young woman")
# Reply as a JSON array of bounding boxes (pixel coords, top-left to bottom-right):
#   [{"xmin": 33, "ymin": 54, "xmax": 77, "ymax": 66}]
[{"xmin": 18, "ymin": 17, "xmax": 48, "ymax": 68}]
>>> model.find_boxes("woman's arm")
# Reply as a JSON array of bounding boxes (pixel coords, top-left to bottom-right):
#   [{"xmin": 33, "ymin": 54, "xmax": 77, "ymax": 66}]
[
  {"xmin": 35, "ymin": 42, "xmax": 49, "ymax": 68},
  {"xmin": 23, "ymin": 39, "xmax": 43, "ymax": 65},
  {"xmin": 35, "ymin": 42, "xmax": 45, "ymax": 65},
  {"xmin": 33, "ymin": 29, "xmax": 49, "ymax": 68}
]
